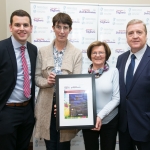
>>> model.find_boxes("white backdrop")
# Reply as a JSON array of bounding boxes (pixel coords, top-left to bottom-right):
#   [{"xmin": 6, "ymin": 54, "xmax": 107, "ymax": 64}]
[
  {"xmin": 98, "ymin": 5, "xmax": 150, "ymax": 67},
  {"xmin": 30, "ymin": 1, "xmax": 150, "ymax": 150}
]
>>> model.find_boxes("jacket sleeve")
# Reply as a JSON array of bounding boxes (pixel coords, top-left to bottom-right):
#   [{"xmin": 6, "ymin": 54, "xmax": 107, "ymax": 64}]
[
  {"xmin": 72, "ymin": 50, "xmax": 82, "ymax": 74},
  {"xmin": 35, "ymin": 49, "xmax": 52, "ymax": 88}
]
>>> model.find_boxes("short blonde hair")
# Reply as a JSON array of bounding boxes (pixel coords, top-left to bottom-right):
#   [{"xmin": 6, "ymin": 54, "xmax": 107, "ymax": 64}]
[
  {"xmin": 87, "ymin": 41, "xmax": 111, "ymax": 61},
  {"xmin": 126, "ymin": 19, "xmax": 147, "ymax": 35}
]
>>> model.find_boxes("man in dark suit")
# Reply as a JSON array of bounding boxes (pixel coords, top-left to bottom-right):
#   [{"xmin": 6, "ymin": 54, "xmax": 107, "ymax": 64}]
[
  {"xmin": 116, "ymin": 19, "xmax": 150, "ymax": 150},
  {"xmin": 0, "ymin": 10, "xmax": 37, "ymax": 150}
]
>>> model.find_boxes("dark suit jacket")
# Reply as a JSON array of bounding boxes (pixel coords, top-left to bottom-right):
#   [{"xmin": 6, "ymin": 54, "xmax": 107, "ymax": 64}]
[
  {"xmin": 116, "ymin": 45, "xmax": 150, "ymax": 142},
  {"xmin": 0, "ymin": 37, "xmax": 37, "ymax": 111}
]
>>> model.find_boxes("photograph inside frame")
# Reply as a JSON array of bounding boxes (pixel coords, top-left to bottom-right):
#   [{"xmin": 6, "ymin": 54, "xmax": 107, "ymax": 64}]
[{"xmin": 64, "ymin": 89, "xmax": 88, "ymax": 119}]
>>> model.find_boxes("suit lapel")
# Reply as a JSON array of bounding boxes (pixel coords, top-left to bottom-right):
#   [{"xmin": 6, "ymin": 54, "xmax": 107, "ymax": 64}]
[
  {"xmin": 27, "ymin": 42, "xmax": 34, "ymax": 78},
  {"xmin": 120, "ymin": 51, "xmax": 130, "ymax": 92},
  {"xmin": 129, "ymin": 46, "xmax": 150, "ymax": 92},
  {"xmin": 7, "ymin": 37, "xmax": 17, "ymax": 80}
]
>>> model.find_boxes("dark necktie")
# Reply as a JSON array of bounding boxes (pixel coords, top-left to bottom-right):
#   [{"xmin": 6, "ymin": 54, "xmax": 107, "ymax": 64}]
[
  {"xmin": 126, "ymin": 54, "xmax": 136, "ymax": 93},
  {"xmin": 20, "ymin": 46, "xmax": 30, "ymax": 98}
]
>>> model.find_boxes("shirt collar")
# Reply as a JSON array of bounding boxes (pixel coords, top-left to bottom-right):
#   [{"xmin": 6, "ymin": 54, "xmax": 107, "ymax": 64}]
[
  {"xmin": 11, "ymin": 36, "xmax": 27, "ymax": 49},
  {"xmin": 53, "ymin": 45, "xmax": 65, "ymax": 55},
  {"xmin": 129, "ymin": 44, "xmax": 147, "ymax": 60}
]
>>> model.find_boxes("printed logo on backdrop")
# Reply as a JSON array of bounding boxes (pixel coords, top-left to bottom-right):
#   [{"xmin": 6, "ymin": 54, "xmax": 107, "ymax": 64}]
[
  {"xmin": 71, "ymin": 131, "xmax": 85, "ymax": 149},
  {"xmin": 99, "ymin": 7, "xmax": 103, "ymax": 15},
  {"xmin": 79, "ymin": 9, "xmax": 96, "ymax": 13},
  {"xmin": 63, "ymin": 6, "xmax": 77, "ymax": 14},
  {"xmin": 34, "ymin": 38, "xmax": 50, "ymax": 43},
  {"xmin": 145, "ymin": 18, "xmax": 150, "ymax": 25},
  {"xmin": 99, "ymin": 27, "xmax": 114, "ymax": 35},
  {"xmin": 99, "ymin": 7, "xmax": 115, "ymax": 15},
  {"xmin": 34, "ymin": 26, "xmax": 49, "ymax": 34},
  {"xmin": 103, "ymin": 39, "xmax": 115, "ymax": 43},
  {"xmin": 144, "ymin": 10, "xmax": 150, "ymax": 15},
  {"xmin": 100, "ymin": 19, "xmax": 110, "ymax": 24},
  {"xmin": 115, "ymin": 49, "xmax": 125, "ymax": 53},
  {"xmin": 35, "ymin": 139, "xmax": 38, "ymax": 147},
  {"xmin": 128, "ymin": 7, "xmax": 143, "ymax": 15},
  {"xmin": 86, "ymin": 29, "xmax": 95, "ymax": 33},
  {"xmin": 34, "ymin": 139, "xmax": 45, "ymax": 147},
  {"xmin": 47, "ymin": 16, "xmax": 52, "ymax": 23},
  {"xmin": 148, "ymin": 37, "xmax": 150, "ymax": 45},
  {"xmin": 116, "ymin": 30, "xmax": 126, "ymax": 34},
  {"xmin": 82, "ymin": 56, "xmax": 92, "ymax": 64},
  {"xmin": 111, "ymin": 56, "xmax": 118, "ymax": 65},
  {"xmin": 33, "ymin": 18, "xmax": 44, "ymax": 22},
  {"xmin": 50, "ymin": 29, "xmax": 54, "ymax": 33},
  {"xmin": 82, "ymin": 37, "xmax": 96, "ymax": 44},
  {"xmin": 71, "ymin": 27, "xmax": 84, "ymax": 35},
  {"xmin": 33, "ymin": 5, "xmax": 36, "ymax": 13},
  {"xmin": 50, "ymin": 8, "xmax": 60, "ymax": 12},
  {"xmin": 82, "ymin": 49, "xmax": 87, "ymax": 53},
  {"xmin": 113, "ymin": 18, "xmax": 126, "ymax": 25},
  {"xmin": 69, "ymin": 39, "xmax": 79, "ymax": 43},
  {"xmin": 82, "ymin": 17, "xmax": 96, "ymax": 24},
  {"xmin": 117, "ymin": 37, "xmax": 126, "ymax": 45},
  {"xmin": 72, "ymin": 18, "xmax": 80, "ymax": 24},
  {"xmin": 32, "ymin": 5, "xmax": 48, "ymax": 13},
  {"xmin": 116, "ymin": 10, "xmax": 126, "ymax": 14}
]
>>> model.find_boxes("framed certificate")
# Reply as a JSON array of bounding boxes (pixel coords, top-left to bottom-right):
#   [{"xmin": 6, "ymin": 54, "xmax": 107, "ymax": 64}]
[{"xmin": 56, "ymin": 74, "xmax": 96, "ymax": 130}]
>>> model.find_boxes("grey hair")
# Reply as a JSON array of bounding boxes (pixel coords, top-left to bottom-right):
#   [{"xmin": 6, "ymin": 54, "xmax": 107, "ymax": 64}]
[{"xmin": 126, "ymin": 19, "xmax": 147, "ymax": 34}]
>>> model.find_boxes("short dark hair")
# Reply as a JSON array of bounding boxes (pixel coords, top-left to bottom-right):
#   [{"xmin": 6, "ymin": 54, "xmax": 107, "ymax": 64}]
[
  {"xmin": 87, "ymin": 41, "xmax": 111, "ymax": 61},
  {"xmin": 10, "ymin": 9, "xmax": 32, "ymax": 25},
  {"xmin": 52, "ymin": 12, "xmax": 72, "ymax": 28}
]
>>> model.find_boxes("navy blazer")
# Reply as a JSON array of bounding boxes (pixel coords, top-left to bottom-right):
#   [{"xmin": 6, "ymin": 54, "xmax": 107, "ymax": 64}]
[
  {"xmin": 116, "ymin": 45, "xmax": 150, "ymax": 142},
  {"xmin": 0, "ymin": 37, "xmax": 37, "ymax": 111}
]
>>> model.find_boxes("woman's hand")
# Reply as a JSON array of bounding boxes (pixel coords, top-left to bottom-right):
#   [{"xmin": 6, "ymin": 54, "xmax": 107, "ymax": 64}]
[
  {"xmin": 47, "ymin": 72, "xmax": 56, "ymax": 86},
  {"xmin": 91, "ymin": 116, "xmax": 102, "ymax": 131}
]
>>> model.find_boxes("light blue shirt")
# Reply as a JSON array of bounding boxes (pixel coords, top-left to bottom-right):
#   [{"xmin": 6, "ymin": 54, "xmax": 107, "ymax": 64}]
[{"xmin": 7, "ymin": 36, "xmax": 31, "ymax": 103}]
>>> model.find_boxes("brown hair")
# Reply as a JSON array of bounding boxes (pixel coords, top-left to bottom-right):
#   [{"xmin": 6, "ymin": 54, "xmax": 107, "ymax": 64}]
[
  {"xmin": 52, "ymin": 12, "xmax": 72, "ymax": 28},
  {"xmin": 87, "ymin": 41, "xmax": 111, "ymax": 61},
  {"xmin": 10, "ymin": 9, "xmax": 32, "ymax": 25},
  {"xmin": 126, "ymin": 19, "xmax": 147, "ymax": 35}
]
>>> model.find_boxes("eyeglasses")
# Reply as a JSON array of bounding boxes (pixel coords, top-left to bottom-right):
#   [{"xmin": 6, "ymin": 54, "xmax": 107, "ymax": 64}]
[
  {"xmin": 92, "ymin": 52, "xmax": 105, "ymax": 56},
  {"xmin": 54, "ymin": 25, "xmax": 70, "ymax": 32},
  {"xmin": 127, "ymin": 31, "xmax": 144, "ymax": 37}
]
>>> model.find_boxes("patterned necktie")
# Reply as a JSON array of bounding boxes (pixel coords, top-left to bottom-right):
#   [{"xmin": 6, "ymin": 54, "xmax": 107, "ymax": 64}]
[
  {"xmin": 126, "ymin": 54, "xmax": 136, "ymax": 93},
  {"xmin": 20, "ymin": 46, "xmax": 30, "ymax": 98}
]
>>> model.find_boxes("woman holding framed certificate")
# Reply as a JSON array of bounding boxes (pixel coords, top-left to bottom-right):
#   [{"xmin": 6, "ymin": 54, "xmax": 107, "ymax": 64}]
[
  {"xmin": 82, "ymin": 41, "xmax": 120, "ymax": 150},
  {"xmin": 34, "ymin": 12, "xmax": 82, "ymax": 150}
]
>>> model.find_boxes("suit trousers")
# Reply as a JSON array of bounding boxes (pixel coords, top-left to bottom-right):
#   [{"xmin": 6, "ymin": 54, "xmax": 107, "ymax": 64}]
[
  {"xmin": 82, "ymin": 114, "xmax": 118, "ymax": 150},
  {"xmin": 0, "ymin": 102, "xmax": 35, "ymax": 150},
  {"xmin": 119, "ymin": 128, "xmax": 150, "ymax": 150},
  {"xmin": 44, "ymin": 99, "xmax": 70, "ymax": 150}
]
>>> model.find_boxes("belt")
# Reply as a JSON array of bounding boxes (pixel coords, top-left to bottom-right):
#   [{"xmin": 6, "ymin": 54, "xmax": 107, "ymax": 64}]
[{"xmin": 6, "ymin": 100, "xmax": 30, "ymax": 107}]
